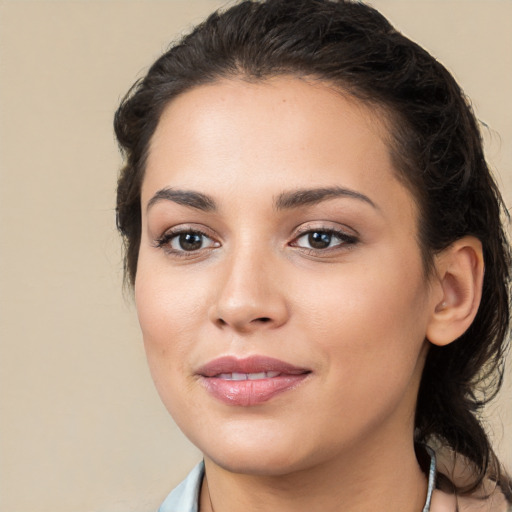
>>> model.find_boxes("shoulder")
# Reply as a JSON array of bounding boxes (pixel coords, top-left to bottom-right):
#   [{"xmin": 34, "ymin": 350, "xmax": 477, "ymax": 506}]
[
  {"xmin": 430, "ymin": 488, "xmax": 511, "ymax": 512},
  {"xmin": 431, "ymin": 448, "xmax": 511, "ymax": 512}
]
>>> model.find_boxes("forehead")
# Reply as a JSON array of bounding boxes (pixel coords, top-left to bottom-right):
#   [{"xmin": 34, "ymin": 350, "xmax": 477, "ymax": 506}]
[
  {"xmin": 149, "ymin": 77, "xmax": 390, "ymax": 161},
  {"xmin": 143, "ymin": 76, "xmax": 411, "ymax": 215}
]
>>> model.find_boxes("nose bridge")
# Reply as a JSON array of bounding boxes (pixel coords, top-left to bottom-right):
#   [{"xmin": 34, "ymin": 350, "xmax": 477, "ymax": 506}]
[{"xmin": 210, "ymin": 236, "xmax": 288, "ymax": 331}]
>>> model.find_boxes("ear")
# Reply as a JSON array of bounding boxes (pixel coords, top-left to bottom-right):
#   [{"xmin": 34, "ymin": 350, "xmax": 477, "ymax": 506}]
[{"xmin": 426, "ymin": 236, "xmax": 484, "ymax": 347}]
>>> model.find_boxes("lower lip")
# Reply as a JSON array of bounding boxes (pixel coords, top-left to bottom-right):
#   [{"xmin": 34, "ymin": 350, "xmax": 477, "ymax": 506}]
[{"xmin": 201, "ymin": 374, "xmax": 309, "ymax": 406}]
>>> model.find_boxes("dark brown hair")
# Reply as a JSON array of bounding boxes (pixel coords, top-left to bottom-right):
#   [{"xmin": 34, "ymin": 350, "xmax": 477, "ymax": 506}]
[{"xmin": 114, "ymin": 0, "xmax": 511, "ymax": 498}]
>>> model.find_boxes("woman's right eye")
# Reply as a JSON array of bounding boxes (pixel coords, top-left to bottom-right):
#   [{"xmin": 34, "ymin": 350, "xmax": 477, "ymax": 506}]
[{"xmin": 155, "ymin": 229, "xmax": 219, "ymax": 255}]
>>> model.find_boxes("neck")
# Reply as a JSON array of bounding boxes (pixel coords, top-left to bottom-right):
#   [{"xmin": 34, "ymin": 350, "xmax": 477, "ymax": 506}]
[{"xmin": 200, "ymin": 434, "xmax": 429, "ymax": 512}]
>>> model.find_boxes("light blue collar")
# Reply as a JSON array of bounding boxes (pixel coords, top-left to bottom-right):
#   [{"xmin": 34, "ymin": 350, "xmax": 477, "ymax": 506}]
[
  {"xmin": 423, "ymin": 445, "xmax": 436, "ymax": 512},
  {"xmin": 158, "ymin": 461, "xmax": 204, "ymax": 512}
]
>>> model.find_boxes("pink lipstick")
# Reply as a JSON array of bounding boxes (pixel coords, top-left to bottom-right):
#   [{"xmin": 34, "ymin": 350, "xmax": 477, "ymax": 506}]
[{"xmin": 197, "ymin": 356, "xmax": 311, "ymax": 406}]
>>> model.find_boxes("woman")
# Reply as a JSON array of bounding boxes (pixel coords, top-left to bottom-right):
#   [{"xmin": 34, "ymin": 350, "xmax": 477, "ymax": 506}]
[{"xmin": 114, "ymin": 0, "xmax": 511, "ymax": 510}]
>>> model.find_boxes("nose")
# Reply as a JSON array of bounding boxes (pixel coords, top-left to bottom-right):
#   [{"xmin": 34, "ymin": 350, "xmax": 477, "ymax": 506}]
[{"xmin": 208, "ymin": 246, "xmax": 289, "ymax": 333}]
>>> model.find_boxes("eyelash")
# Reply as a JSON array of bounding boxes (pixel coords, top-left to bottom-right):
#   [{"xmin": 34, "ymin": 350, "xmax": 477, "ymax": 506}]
[
  {"xmin": 154, "ymin": 227, "xmax": 219, "ymax": 258},
  {"xmin": 291, "ymin": 227, "xmax": 358, "ymax": 255},
  {"xmin": 153, "ymin": 225, "xmax": 358, "ymax": 258}
]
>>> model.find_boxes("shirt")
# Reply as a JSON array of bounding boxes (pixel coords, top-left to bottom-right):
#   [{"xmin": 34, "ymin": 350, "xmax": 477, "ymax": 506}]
[{"xmin": 158, "ymin": 462, "xmax": 204, "ymax": 512}]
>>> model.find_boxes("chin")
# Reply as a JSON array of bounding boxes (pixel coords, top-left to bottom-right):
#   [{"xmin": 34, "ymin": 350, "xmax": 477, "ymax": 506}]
[
  {"xmin": 192, "ymin": 427, "xmax": 327, "ymax": 477},
  {"xmin": 206, "ymin": 448, "xmax": 310, "ymax": 477}
]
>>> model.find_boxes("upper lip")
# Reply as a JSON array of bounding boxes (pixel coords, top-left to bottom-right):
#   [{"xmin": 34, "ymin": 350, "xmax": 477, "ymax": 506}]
[{"xmin": 197, "ymin": 355, "xmax": 311, "ymax": 377}]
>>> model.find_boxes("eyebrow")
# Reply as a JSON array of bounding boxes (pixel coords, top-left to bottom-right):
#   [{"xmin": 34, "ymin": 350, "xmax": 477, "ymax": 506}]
[
  {"xmin": 146, "ymin": 188, "xmax": 217, "ymax": 212},
  {"xmin": 274, "ymin": 186, "xmax": 377, "ymax": 210},
  {"xmin": 146, "ymin": 185, "xmax": 377, "ymax": 213}
]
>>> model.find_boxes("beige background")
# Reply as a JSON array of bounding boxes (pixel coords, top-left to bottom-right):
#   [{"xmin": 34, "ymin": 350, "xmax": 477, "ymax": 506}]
[{"xmin": 0, "ymin": 1, "xmax": 510, "ymax": 511}]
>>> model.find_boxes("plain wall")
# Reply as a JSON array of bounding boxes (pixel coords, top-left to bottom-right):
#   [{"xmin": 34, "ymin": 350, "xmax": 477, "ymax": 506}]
[{"xmin": 0, "ymin": 1, "xmax": 510, "ymax": 511}]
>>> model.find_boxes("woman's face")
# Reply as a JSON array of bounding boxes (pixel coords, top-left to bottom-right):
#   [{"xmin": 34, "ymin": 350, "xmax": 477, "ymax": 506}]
[{"xmin": 136, "ymin": 77, "xmax": 438, "ymax": 475}]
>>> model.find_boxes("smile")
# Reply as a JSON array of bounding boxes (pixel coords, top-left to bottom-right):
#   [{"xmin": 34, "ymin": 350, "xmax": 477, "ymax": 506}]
[
  {"xmin": 197, "ymin": 356, "xmax": 311, "ymax": 406},
  {"xmin": 217, "ymin": 371, "xmax": 281, "ymax": 380}
]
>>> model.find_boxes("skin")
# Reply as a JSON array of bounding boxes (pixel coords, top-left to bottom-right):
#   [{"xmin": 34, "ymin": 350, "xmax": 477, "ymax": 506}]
[{"xmin": 135, "ymin": 77, "xmax": 481, "ymax": 512}]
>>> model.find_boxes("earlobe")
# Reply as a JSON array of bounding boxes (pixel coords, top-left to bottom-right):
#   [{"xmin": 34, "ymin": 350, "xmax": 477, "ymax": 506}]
[{"xmin": 426, "ymin": 236, "xmax": 484, "ymax": 347}]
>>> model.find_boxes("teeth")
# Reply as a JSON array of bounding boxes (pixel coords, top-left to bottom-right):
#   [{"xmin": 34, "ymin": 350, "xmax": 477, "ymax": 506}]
[
  {"xmin": 217, "ymin": 371, "xmax": 281, "ymax": 380},
  {"xmin": 247, "ymin": 372, "xmax": 266, "ymax": 380}
]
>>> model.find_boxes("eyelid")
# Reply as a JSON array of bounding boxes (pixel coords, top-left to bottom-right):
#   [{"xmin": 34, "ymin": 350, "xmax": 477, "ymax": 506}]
[
  {"xmin": 289, "ymin": 223, "xmax": 359, "ymax": 253},
  {"xmin": 153, "ymin": 224, "xmax": 221, "ymax": 257},
  {"xmin": 293, "ymin": 221, "xmax": 358, "ymax": 237}
]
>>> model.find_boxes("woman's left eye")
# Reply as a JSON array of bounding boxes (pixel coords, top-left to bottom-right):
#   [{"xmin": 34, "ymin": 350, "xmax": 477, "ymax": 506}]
[{"xmin": 292, "ymin": 229, "xmax": 357, "ymax": 251}]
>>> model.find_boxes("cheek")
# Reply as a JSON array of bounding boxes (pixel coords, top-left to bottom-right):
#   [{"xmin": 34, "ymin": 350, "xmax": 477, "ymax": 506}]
[
  {"xmin": 300, "ymin": 284, "xmax": 427, "ymax": 442},
  {"xmin": 135, "ymin": 258, "xmax": 206, "ymax": 338},
  {"xmin": 134, "ymin": 267, "xmax": 204, "ymax": 424},
  {"xmin": 134, "ymin": 262, "xmax": 201, "ymax": 382},
  {"xmin": 298, "ymin": 251, "xmax": 429, "ymax": 388}
]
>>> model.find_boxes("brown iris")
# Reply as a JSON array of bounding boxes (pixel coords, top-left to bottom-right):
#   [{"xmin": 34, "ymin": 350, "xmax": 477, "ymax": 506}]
[{"xmin": 308, "ymin": 231, "xmax": 332, "ymax": 249}]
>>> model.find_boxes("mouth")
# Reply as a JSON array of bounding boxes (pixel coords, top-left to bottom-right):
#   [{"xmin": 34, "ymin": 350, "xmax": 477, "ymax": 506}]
[{"xmin": 196, "ymin": 355, "xmax": 311, "ymax": 407}]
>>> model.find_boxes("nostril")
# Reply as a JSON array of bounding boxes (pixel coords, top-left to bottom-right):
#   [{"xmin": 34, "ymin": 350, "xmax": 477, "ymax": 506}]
[{"xmin": 255, "ymin": 317, "xmax": 271, "ymax": 323}]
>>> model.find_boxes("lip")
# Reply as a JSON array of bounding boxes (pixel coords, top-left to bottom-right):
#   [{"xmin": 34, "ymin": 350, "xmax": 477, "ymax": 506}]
[{"xmin": 197, "ymin": 355, "xmax": 311, "ymax": 406}]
